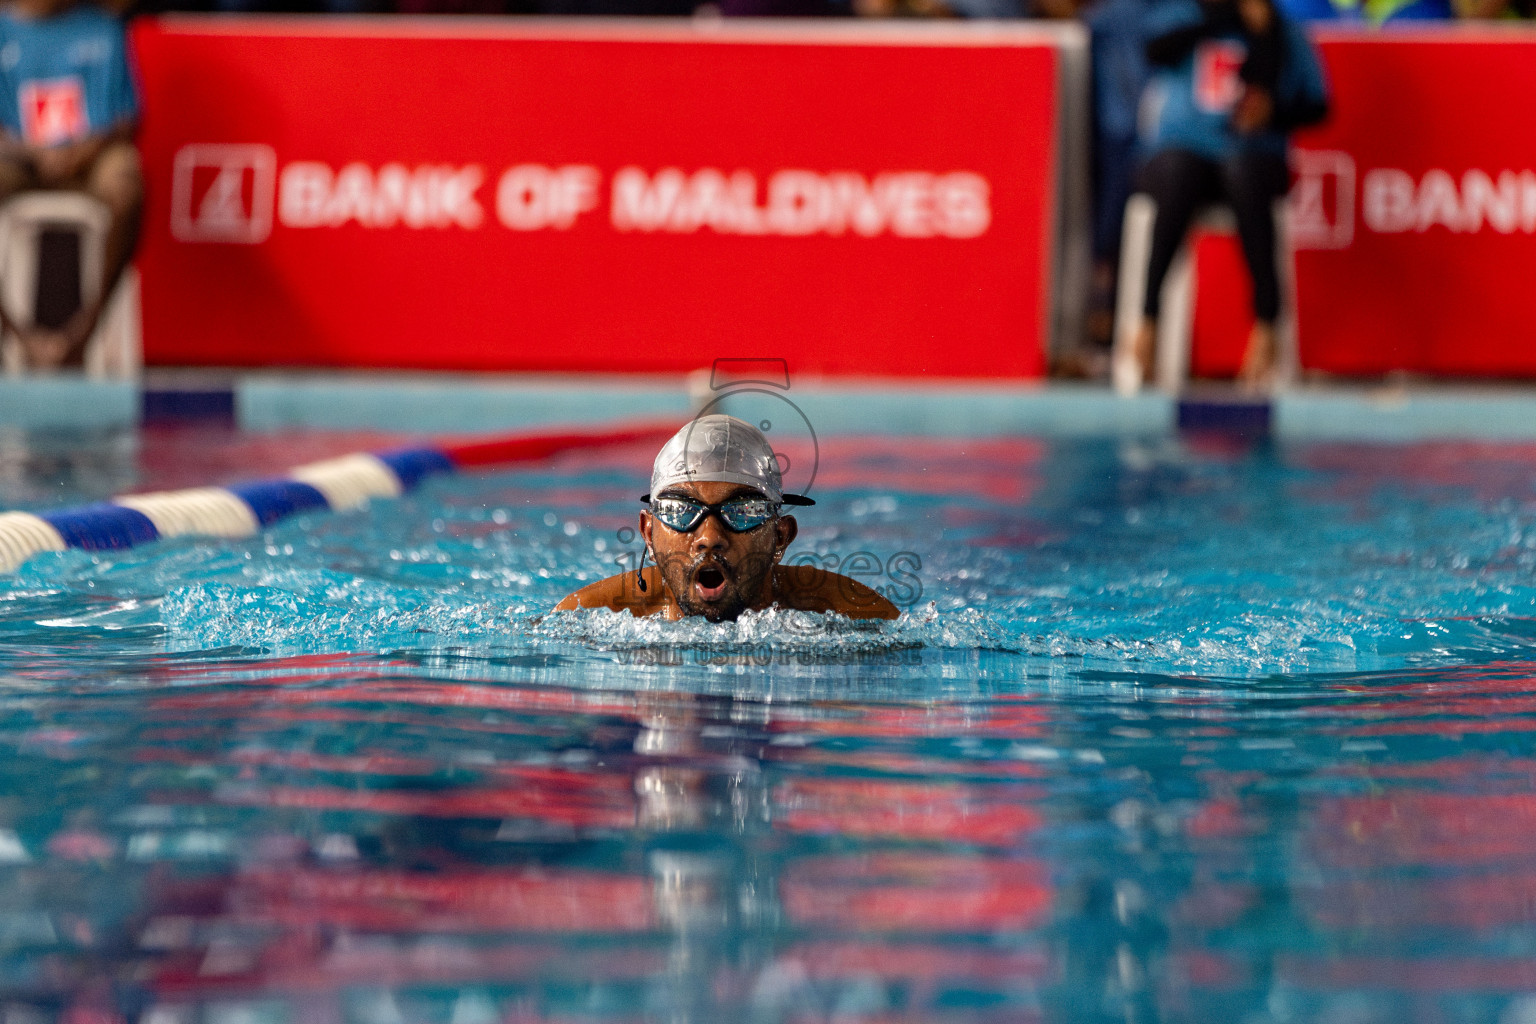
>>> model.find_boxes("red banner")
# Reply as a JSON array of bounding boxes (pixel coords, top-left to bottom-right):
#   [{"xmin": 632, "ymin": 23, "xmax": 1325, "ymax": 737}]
[
  {"xmin": 132, "ymin": 18, "xmax": 1065, "ymax": 377},
  {"xmin": 1193, "ymin": 29, "xmax": 1536, "ymax": 379}
]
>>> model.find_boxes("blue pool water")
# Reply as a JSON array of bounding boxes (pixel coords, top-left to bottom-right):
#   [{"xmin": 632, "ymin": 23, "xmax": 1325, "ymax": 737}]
[{"xmin": 3, "ymin": 426, "xmax": 1536, "ymax": 1023}]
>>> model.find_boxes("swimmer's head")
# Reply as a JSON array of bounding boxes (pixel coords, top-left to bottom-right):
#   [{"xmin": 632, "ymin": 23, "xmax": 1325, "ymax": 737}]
[
  {"xmin": 639, "ymin": 415, "xmax": 807, "ymax": 621},
  {"xmin": 643, "ymin": 414, "xmax": 813, "ymax": 507}
]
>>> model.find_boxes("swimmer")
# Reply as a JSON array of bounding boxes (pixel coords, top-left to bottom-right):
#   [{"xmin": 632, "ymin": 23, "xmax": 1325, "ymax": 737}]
[{"xmin": 556, "ymin": 415, "xmax": 899, "ymax": 622}]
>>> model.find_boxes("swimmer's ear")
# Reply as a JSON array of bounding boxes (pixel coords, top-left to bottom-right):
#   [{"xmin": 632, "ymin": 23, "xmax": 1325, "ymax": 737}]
[{"xmin": 639, "ymin": 510, "xmax": 653, "ymax": 549}]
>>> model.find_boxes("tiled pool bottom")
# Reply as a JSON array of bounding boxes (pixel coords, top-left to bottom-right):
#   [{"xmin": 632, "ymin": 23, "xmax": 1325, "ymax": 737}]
[{"xmin": 3, "ymin": 429, "xmax": 1536, "ymax": 1022}]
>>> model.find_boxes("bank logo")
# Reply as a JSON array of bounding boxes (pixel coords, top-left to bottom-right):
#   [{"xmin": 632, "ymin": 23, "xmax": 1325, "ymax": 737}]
[
  {"xmin": 171, "ymin": 144, "xmax": 277, "ymax": 244},
  {"xmin": 20, "ymin": 77, "xmax": 86, "ymax": 146},
  {"xmin": 1290, "ymin": 149, "xmax": 1355, "ymax": 250},
  {"xmin": 1193, "ymin": 41, "xmax": 1245, "ymax": 114}
]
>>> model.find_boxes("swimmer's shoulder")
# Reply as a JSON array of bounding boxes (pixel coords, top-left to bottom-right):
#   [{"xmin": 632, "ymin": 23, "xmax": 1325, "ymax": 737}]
[
  {"xmin": 772, "ymin": 564, "xmax": 900, "ymax": 621},
  {"xmin": 554, "ymin": 568, "xmax": 668, "ymax": 617}
]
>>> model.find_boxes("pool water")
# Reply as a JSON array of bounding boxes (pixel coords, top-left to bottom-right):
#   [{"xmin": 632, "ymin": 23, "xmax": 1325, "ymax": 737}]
[{"xmin": 3, "ymin": 426, "xmax": 1536, "ymax": 1023}]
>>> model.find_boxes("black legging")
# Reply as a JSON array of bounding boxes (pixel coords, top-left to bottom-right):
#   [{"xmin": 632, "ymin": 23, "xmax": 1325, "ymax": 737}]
[{"xmin": 1138, "ymin": 147, "xmax": 1290, "ymax": 323}]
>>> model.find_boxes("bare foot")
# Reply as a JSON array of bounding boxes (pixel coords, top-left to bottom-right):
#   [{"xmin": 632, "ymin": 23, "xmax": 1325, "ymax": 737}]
[
  {"xmin": 1133, "ymin": 319, "xmax": 1155, "ymax": 371},
  {"xmin": 1238, "ymin": 321, "xmax": 1276, "ymax": 394},
  {"xmin": 60, "ymin": 307, "xmax": 98, "ymax": 364},
  {"xmin": 1112, "ymin": 318, "xmax": 1157, "ymax": 396},
  {"xmin": 20, "ymin": 328, "xmax": 70, "ymax": 370}
]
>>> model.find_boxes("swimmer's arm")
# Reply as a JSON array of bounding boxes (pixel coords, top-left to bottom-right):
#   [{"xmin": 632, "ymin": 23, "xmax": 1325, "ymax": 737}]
[
  {"xmin": 833, "ymin": 576, "xmax": 901, "ymax": 620},
  {"xmin": 774, "ymin": 565, "xmax": 901, "ymax": 621},
  {"xmin": 554, "ymin": 569, "xmax": 664, "ymax": 616}
]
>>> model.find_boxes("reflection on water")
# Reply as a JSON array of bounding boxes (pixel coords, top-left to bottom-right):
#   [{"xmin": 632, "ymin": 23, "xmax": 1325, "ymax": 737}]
[
  {"xmin": 3, "ymin": 655, "xmax": 1536, "ymax": 1023},
  {"xmin": 1, "ymin": 432, "xmax": 1536, "ymax": 1020},
  {"xmin": 0, "ymin": 669, "xmax": 1060, "ymax": 1022}
]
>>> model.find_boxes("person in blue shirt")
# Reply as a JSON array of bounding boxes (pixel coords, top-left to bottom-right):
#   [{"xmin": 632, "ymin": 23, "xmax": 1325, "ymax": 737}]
[
  {"xmin": 1276, "ymin": 0, "xmax": 1451, "ymax": 25},
  {"xmin": 0, "ymin": 0, "xmax": 140, "ymax": 370},
  {"xmin": 1125, "ymin": 0, "xmax": 1327, "ymax": 390}
]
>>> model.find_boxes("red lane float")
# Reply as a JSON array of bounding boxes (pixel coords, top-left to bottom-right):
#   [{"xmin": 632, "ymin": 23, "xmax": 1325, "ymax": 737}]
[{"xmin": 442, "ymin": 421, "xmax": 675, "ymax": 467}]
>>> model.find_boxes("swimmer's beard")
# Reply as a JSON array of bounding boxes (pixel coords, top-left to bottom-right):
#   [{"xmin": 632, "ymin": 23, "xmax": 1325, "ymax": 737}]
[{"xmin": 661, "ymin": 551, "xmax": 774, "ymax": 623}]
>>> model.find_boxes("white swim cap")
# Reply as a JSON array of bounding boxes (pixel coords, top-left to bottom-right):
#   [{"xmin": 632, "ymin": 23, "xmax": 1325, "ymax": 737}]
[{"xmin": 644, "ymin": 414, "xmax": 813, "ymax": 506}]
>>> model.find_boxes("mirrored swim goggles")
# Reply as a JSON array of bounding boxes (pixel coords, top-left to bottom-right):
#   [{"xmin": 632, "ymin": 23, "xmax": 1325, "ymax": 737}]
[{"xmin": 644, "ymin": 494, "xmax": 780, "ymax": 533}]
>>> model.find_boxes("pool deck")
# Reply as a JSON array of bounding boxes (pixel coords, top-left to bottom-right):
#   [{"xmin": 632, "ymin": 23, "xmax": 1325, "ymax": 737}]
[{"xmin": 5, "ymin": 371, "xmax": 1536, "ymax": 442}]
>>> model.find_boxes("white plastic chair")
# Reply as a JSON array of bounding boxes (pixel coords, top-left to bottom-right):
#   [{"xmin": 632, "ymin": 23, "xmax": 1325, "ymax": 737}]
[
  {"xmin": 1111, "ymin": 193, "xmax": 1294, "ymax": 395},
  {"xmin": 0, "ymin": 191, "xmax": 140, "ymax": 379}
]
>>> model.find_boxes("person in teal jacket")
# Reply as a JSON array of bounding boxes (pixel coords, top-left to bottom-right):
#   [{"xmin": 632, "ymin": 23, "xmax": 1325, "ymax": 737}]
[
  {"xmin": 0, "ymin": 0, "xmax": 141, "ymax": 370},
  {"xmin": 1127, "ymin": 0, "xmax": 1327, "ymax": 390}
]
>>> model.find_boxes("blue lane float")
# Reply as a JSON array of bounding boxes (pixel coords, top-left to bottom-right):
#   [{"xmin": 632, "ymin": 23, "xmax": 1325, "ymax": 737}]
[
  {"xmin": 0, "ymin": 446, "xmax": 451, "ymax": 573},
  {"xmin": 0, "ymin": 423, "xmax": 678, "ymax": 574}
]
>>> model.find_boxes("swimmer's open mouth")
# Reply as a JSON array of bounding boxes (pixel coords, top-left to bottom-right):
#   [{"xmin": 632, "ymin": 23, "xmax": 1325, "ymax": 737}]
[{"xmin": 693, "ymin": 565, "xmax": 729, "ymax": 601}]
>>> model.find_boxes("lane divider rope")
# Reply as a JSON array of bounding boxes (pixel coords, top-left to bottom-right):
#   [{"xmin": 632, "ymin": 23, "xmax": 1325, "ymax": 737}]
[
  {"xmin": 0, "ymin": 421, "xmax": 674, "ymax": 573},
  {"xmin": 290, "ymin": 454, "xmax": 403, "ymax": 512}
]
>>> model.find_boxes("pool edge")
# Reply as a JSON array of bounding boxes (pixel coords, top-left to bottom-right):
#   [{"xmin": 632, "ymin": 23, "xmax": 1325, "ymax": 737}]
[{"xmin": 7, "ymin": 374, "xmax": 1536, "ymax": 441}]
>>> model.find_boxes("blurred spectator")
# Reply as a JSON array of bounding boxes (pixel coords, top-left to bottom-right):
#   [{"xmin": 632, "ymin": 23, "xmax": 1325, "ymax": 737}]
[
  {"xmin": 715, "ymin": 0, "xmax": 845, "ymax": 17},
  {"xmin": 1073, "ymin": 0, "xmax": 1149, "ymax": 373},
  {"xmin": 1124, "ymin": 0, "xmax": 1327, "ymax": 389},
  {"xmin": 845, "ymin": 0, "xmax": 1032, "ymax": 19},
  {"xmin": 1453, "ymin": 0, "xmax": 1529, "ymax": 16},
  {"xmin": 845, "ymin": 0, "xmax": 954, "ymax": 15},
  {"xmin": 541, "ymin": 0, "xmax": 692, "ymax": 14},
  {"xmin": 397, "ymin": 0, "xmax": 533, "ymax": 12},
  {"xmin": 1274, "ymin": 0, "xmax": 1449, "ymax": 24},
  {"xmin": 0, "ymin": 0, "xmax": 141, "ymax": 369}
]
